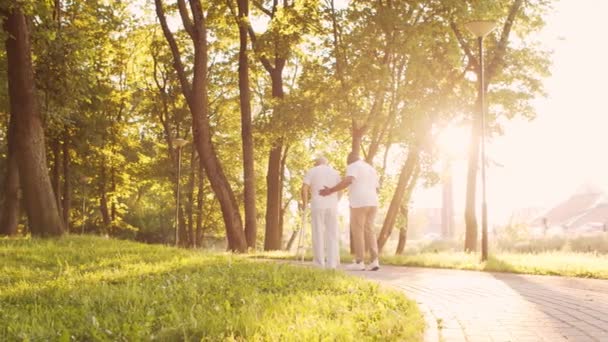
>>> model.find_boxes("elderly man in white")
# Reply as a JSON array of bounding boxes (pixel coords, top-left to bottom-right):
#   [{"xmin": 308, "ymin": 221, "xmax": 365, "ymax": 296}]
[
  {"xmin": 301, "ymin": 156, "xmax": 342, "ymax": 269},
  {"xmin": 319, "ymin": 152, "xmax": 380, "ymax": 271}
]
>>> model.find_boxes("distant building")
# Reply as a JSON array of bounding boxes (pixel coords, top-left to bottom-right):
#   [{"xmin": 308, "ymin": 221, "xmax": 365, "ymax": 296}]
[{"xmin": 530, "ymin": 184, "xmax": 608, "ymax": 235}]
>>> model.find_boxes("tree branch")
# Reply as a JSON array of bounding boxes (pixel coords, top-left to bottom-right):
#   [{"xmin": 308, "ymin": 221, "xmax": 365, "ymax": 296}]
[
  {"xmin": 450, "ymin": 20, "xmax": 477, "ymax": 69},
  {"xmin": 247, "ymin": 24, "xmax": 274, "ymax": 73},
  {"xmin": 154, "ymin": 0, "xmax": 191, "ymax": 99},
  {"xmin": 177, "ymin": 0, "xmax": 194, "ymax": 38},
  {"xmin": 252, "ymin": 0, "xmax": 272, "ymax": 16},
  {"xmin": 487, "ymin": 0, "xmax": 524, "ymax": 81}
]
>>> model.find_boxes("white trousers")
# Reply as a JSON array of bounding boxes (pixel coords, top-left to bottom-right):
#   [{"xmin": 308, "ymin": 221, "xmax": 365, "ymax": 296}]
[{"xmin": 311, "ymin": 207, "xmax": 340, "ymax": 269}]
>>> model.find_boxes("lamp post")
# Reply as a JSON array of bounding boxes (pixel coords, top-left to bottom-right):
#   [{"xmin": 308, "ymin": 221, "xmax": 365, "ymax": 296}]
[
  {"xmin": 174, "ymin": 138, "xmax": 188, "ymax": 246},
  {"xmin": 464, "ymin": 20, "xmax": 497, "ymax": 262}
]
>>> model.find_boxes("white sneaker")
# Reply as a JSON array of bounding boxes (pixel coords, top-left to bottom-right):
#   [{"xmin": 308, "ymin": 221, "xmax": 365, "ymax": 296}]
[
  {"xmin": 368, "ymin": 259, "xmax": 380, "ymax": 271},
  {"xmin": 345, "ymin": 261, "xmax": 366, "ymax": 271}
]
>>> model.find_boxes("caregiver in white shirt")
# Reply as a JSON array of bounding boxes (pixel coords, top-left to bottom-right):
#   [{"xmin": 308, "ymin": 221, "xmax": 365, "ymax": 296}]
[{"xmin": 319, "ymin": 152, "xmax": 380, "ymax": 271}]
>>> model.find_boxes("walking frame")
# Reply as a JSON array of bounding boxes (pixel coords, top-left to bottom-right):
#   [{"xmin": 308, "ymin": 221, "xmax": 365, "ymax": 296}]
[{"xmin": 296, "ymin": 207, "xmax": 307, "ymax": 263}]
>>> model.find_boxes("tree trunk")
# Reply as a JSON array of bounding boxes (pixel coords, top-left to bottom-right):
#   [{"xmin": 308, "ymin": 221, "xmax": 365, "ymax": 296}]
[
  {"xmin": 51, "ymin": 138, "xmax": 63, "ymax": 214},
  {"xmin": 99, "ymin": 162, "xmax": 111, "ymax": 232},
  {"xmin": 285, "ymin": 229, "xmax": 298, "ymax": 251},
  {"xmin": 110, "ymin": 167, "xmax": 116, "ymax": 233},
  {"xmin": 351, "ymin": 123, "xmax": 364, "ymax": 157},
  {"xmin": 195, "ymin": 157, "xmax": 205, "ymax": 247},
  {"xmin": 4, "ymin": 7, "xmax": 63, "ymax": 236},
  {"xmin": 62, "ymin": 128, "xmax": 71, "ymax": 230},
  {"xmin": 264, "ymin": 142, "xmax": 283, "ymax": 250},
  {"xmin": 363, "ymin": 94, "xmax": 386, "ymax": 163},
  {"xmin": 0, "ymin": 117, "xmax": 20, "ymax": 236},
  {"xmin": 185, "ymin": 149, "xmax": 196, "ymax": 247},
  {"xmin": 441, "ymin": 158, "xmax": 454, "ymax": 239},
  {"xmin": 236, "ymin": 0, "xmax": 257, "ymax": 250},
  {"xmin": 395, "ymin": 205, "xmax": 408, "ymax": 255},
  {"xmin": 156, "ymin": 0, "xmax": 247, "ymax": 252},
  {"xmin": 464, "ymin": 96, "xmax": 481, "ymax": 252},
  {"xmin": 377, "ymin": 149, "xmax": 419, "ymax": 251},
  {"xmin": 262, "ymin": 66, "xmax": 286, "ymax": 251}
]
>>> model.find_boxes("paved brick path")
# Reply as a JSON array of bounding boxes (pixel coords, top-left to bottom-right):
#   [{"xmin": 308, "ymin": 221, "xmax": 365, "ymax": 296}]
[{"xmin": 348, "ymin": 266, "xmax": 608, "ymax": 342}]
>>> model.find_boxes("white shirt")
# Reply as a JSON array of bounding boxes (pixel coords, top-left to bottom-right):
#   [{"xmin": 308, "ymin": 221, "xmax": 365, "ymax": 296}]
[
  {"xmin": 303, "ymin": 164, "xmax": 341, "ymax": 210},
  {"xmin": 346, "ymin": 160, "xmax": 379, "ymax": 208}
]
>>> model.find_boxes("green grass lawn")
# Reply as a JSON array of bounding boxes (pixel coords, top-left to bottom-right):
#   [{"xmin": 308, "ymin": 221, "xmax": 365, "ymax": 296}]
[
  {"xmin": 255, "ymin": 250, "xmax": 608, "ymax": 279},
  {"xmin": 0, "ymin": 236, "xmax": 424, "ymax": 341}
]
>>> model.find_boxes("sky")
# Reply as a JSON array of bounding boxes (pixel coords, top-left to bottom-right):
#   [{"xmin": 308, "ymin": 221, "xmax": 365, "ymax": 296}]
[{"xmin": 413, "ymin": 0, "xmax": 608, "ymax": 225}]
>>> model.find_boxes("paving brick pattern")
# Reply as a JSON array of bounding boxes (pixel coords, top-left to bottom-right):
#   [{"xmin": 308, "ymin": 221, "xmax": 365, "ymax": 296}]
[{"xmin": 348, "ymin": 266, "xmax": 608, "ymax": 342}]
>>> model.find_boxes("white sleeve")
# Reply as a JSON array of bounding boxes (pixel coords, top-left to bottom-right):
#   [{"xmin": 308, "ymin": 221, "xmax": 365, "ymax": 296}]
[
  {"xmin": 346, "ymin": 164, "xmax": 357, "ymax": 179},
  {"xmin": 334, "ymin": 170, "xmax": 341, "ymax": 184}
]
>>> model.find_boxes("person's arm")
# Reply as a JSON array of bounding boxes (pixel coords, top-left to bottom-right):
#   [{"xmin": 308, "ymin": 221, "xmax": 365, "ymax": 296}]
[
  {"xmin": 301, "ymin": 183, "xmax": 310, "ymax": 209},
  {"xmin": 319, "ymin": 176, "xmax": 353, "ymax": 196}
]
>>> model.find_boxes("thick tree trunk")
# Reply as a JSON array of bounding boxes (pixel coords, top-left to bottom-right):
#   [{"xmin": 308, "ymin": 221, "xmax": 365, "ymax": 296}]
[
  {"xmin": 62, "ymin": 129, "xmax": 70, "ymax": 230},
  {"xmin": 377, "ymin": 150, "xmax": 419, "ymax": 251},
  {"xmin": 0, "ymin": 118, "xmax": 20, "ymax": 236},
  {"xmin": 4, "ymin": 7, "xmax": 63, "ymax": 236},
  {"xmin": 236, "ymin": 0, "xmax": 257, "ymax": 250},
  {"xmin": 464, "ymin": 96, "xmax": 481, "ymax": 252}
]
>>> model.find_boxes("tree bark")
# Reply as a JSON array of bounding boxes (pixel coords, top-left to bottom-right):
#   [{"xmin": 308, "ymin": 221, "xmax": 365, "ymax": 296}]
[
  {"xmin": 395, "ymin": 205, "xmax": 409, "ymax": 255},
  {"xmin": 195, "ymin": 156, "xmax": 205, "ymax": 247},
  {"xmin": 185, "ymin": 149, "xmax": 196, "ymax": 247},
  {"xmin": 3, "ymin": 7, "xmax": 63, "ymax": 236},
  {"xmin": 51, "ymin": 138, "xmax": 62, "ymax": 214},
  {"xmin": 0, "ymin": 117, "xmax": 20, "ymax": 236},
  {"xmin": 99, "ymin": 162, "xmax": 111, "ymax": 232},
  {"xmin": 156, "ymin": 0, "xmax": 247, "ymax": 252},
  {"xmin": 377, "ymin": 150, "xmax": 420, "ymax": 251},
  {"xmin": 264, "ymin": 142, "xmax": 283, "ymax": 250},
  {"xmin": 244, "ymin": 8, "xmax": 287, "ymax": 251},
  {"xmin": 285, "ymin": 228, "xmax": 298, "ymax": 251},
  {"xmin": 62, "ymin": 128, "xmax": 71, "ymax": 230},
  {"xmin": 236, "ymin": 0, "xmax": 258, "ymax": 250}
]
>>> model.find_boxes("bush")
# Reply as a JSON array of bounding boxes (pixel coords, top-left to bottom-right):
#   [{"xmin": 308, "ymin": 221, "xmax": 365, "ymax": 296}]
[
  {"xmin": 0, "ymin": 236, "xmax": 424, "ymax": 341},
  {"xmin": 568, "ymin": 233, "xmax": 608, "ymax": 253}
]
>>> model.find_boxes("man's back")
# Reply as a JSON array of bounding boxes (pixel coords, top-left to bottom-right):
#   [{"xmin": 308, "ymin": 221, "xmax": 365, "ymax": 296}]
[
  {"xmin": 304, "ymin": 165, "xmax": 341, "ymax": 209},
  {"xmin": 346, "ymin": 160, "xmax": 379, "ymax": 208}
]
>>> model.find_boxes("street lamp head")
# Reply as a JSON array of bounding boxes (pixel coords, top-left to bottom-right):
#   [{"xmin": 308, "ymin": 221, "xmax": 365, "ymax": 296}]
[
  {"xmin": 464, "ymin": 20, "xmax": 497, "ymax": 38},
  {"xmin": 174, "ymin": 138, "xmax": 188, "ymax": 148}
]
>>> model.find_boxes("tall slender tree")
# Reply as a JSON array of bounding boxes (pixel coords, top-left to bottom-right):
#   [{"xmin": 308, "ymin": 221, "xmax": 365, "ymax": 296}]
[
  {"xmin": 155, "ymin": 0, "xmax": 247, "ymax": 252},
  {"xmin": 231, "ymin": 0, "xmax": 257, "ymax": 249}
]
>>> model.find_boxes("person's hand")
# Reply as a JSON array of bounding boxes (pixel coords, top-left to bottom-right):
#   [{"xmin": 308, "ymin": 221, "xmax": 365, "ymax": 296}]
[{"xmin": 319, "ymin": 186, "xmax": 332, "ymax": 197}]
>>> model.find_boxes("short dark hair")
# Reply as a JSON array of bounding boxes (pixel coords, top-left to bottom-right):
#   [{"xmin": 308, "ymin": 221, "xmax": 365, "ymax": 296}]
[{"xmin": 347, "ymin": 152, "xmax": 359, "ymax": 164}]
